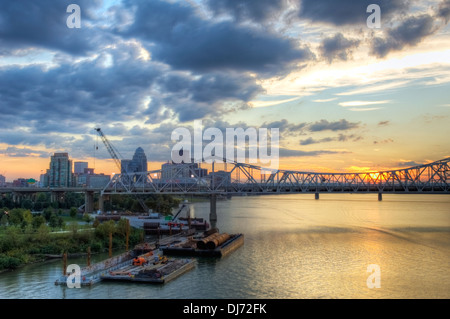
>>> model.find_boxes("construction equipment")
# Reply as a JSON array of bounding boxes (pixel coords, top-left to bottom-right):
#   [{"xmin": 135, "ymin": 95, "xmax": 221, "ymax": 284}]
[{"xmin": 94, "ymin": 127, "xmax": 150, "ymax": 214}]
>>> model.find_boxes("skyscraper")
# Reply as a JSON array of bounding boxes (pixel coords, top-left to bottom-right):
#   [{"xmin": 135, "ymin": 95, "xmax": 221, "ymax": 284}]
[
  {"xmin": 120, "ymin": 147, "xmax": 148, "ymax": 174},
  {"xmin": 131, "ymin": 147, "xmax": 148, "ymax": 172},
  {"xmin": 48, "ymin": 153, "xmax": 73, "ymax": 187}
]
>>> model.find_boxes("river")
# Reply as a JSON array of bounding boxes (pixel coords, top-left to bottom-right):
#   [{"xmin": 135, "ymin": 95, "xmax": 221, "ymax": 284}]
[{"xmin": 0, "ymin": 194, "xmax": 449, "ymax": 299}]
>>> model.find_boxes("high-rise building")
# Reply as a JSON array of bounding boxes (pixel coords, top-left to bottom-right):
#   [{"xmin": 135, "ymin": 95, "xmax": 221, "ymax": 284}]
[
  {"xmin": 0, "ymin": 175, "xmax": 5, "ymax": 187},
  {"xmin": 48, "ymin": 153, "xmax": 73, "ymax": 187},
  {"xmin": 74, "ymin": 162, "xmax": 88, "ymax": 175},
  {"xmin": 120, "ymin": 147, "xmax": 148, "ymax": 174},
  {"xmin": 131, "ymin": 147, "xmax": 148, "ymax": 172}
]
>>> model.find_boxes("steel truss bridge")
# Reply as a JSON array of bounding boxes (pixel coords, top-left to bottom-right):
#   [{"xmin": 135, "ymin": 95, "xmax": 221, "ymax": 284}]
[{"xmin": 102, "ymin": 157, "xmax": 450, "ymax": 197}]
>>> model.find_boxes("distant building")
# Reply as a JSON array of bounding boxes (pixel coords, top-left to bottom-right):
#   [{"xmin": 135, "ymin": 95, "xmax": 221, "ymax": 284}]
[
  {"xmin": 74, "ymin": 162, "xmax": 88, "ymax": 174},
  {"xmin": 121, "ymin": 147, "xmax": 148, "ymax": 174},
  {"xmin": 0, "ymin": 175, "xmax": 5, "ymax": 187},
  {"xmin": 74, "ymin": 167, "xmax": 109, "ymax": 188},
  {"xmin": 161, "ymin": 162, "xmax": 207, "ymax": 181},
  {"xmin": 48, "ymin": 152, "xmax": 73, "ymax": 187},
  {"xmin": 12, "ymin": 178, "xmax": 29, "ymax": 188},
  {"xmin": 88, "ymin": 174, "xmax": 110, "ymax": 188},
  {"xmin": 120, "ymin": 159, "xmax": 132, "ymax": 175},
  {"xmin": 209, "ymin": 170, "xmax": 231, "ymax": 187}
]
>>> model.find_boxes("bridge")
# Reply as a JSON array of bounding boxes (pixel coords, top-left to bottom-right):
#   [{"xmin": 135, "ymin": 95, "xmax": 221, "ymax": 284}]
[
  {"xmin": 102, "ymin": 157, "xmax": 450, "ymax": 227},
  {"xmin": 2, "ymin": 157, "xmax": 448, "ymax": 227}
]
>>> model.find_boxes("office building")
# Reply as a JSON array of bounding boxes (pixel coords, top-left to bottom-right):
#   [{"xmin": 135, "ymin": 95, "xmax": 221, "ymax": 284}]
[{"xmin": 48, "ymin": 152, "xmax": 73, "ymax": 187}]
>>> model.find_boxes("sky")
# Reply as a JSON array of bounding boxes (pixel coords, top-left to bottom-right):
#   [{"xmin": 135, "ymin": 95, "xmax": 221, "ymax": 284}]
[{"xmin": 1, "ymin": 0, "xmax": 450, "ymax": 181}]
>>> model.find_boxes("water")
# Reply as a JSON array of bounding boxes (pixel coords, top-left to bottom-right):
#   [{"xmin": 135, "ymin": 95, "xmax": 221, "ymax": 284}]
[{"xmin": 0, "ymin": 194, "xmax": 449, "ymax": 299}]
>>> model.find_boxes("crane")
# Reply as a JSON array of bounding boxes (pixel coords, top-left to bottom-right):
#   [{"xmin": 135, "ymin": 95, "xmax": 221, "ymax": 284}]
[{"xmin": 94, "ymin": 127, "xmax": 150, "ymax": 214}]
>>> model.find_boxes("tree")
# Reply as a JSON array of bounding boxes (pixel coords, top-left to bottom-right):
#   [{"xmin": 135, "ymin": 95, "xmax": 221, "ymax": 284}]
[
  {"xmin": 57, "ymin": 216, "xmax": 65, "ymax": 230},
  {"xmin": 22, "ymin": 210, "xmax": 33, "ymax": 225},
  {"xmin": 49, "ymin": 213, "xmax": 59, "ymax": 229},
  {"xmin": 69, "ymin": 207, "xmax": 77, "ymax": 219},
  {"xmin": 36, "ymin": 224, "xmax": 50, "ymax": 242},
  {"xmin": 82, "ymin": 214, "xmax": 92, "ymax": 224},
  {"xmin": 0, "ymin": 214, "xmax": 8, "ymax": 227},
  {"xmin": 8, "ymin": 209, "xmax": 24, "ymax": 226},
  {"xmin": 32, "ymin": 215, "xmax": 46, "ymax": 230},
  {"xmin": 43, "ymin": 207, "xmax": 53, "ymax": 221}
]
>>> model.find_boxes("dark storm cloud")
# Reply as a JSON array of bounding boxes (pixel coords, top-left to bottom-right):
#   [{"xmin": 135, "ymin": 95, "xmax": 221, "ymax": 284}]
[
  {"xmin": 371, "ymin": 14, "xmax": 437, "ymax": 58},
  {"xmin": 0, "ymin": 44, "xmax": 162, "ymax": 129},
  {"xmin": 309, "ymin": 119, "xmax": 360, "ymax": 132},
  {"xmin": 120, "ymin": 0, "xmax": 313, "ymax": 76},
  {"xmin": 319, "ymin": 33, "xmax": 360, "ymax": 63},
  {"xmin": 206, "ymin": 0, "xmax": 288, "ymax": 23},
  {"xmin": 299, "ymin": 0, "xmax": 408, "ymax": 26},
  {"xmin": 0, "ymin": 0, "xmax": 105, "ymax": 55}
]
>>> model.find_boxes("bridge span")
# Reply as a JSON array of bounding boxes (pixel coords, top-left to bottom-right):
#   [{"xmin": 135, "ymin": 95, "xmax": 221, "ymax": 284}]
[
  {"xmin": 101, "ymin": 157, "xmax": 449, "ymax": 227},
  {"xmin": 1, "ymin": 158, "xmax": 448, "ymax": 227}
]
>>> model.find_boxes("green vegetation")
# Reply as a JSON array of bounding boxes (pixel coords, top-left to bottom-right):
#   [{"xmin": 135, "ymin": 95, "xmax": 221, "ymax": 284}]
[{"xmin": 0, "ymin": 208, "xmax": 144, "ymax": 272}]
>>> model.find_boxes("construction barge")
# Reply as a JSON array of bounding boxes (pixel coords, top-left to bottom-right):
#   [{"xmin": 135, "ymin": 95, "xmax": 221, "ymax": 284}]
[
  {"xmin": 100, "ymin": 256, "xmax": 196, "ymax": 284},
  {"xmin": 160, "ymin": 229, "xmax": 244, "ymax": 258},
  {"xmin": 54, "ymin": 235, "xmax": 195, "ymax": 286}
]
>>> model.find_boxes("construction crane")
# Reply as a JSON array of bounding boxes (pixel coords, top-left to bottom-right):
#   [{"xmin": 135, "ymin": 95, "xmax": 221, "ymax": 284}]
[{"xmin": 94, "ymin": 127, "xmax": 150, "ymax": 214}]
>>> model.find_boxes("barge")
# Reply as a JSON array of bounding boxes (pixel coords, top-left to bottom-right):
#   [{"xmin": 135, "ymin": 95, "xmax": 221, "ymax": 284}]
[
  {"xmin": 100, "ymin": 257, "xmax": 196, "ymax": 284},
  {"xmin": 161, "ymin": 231, "xmax": 244, "ymax": 258}
]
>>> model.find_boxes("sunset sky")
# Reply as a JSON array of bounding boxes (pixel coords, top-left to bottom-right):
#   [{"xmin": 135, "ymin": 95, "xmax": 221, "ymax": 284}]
[{"xmin": 1, "ymin": 0, "xmax": 450, "ymax": 181}]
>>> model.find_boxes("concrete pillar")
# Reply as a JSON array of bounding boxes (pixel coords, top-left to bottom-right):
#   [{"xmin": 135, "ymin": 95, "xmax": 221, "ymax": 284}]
[
  {"xmin": 210, "ymin": 193, "xmax": 217, "ymax": 229},
  {"xmin": 98, "ymin": 195, "xmax": 105, "ymax": 213},
  {"xmin": 85, "ymin": 191, "xmax": 94, "ymax": 213},
  {"xmin": 378, "ymin": 192, "xmax": 383, "ymax": 201},
  {"xmin": 315, "ymin": 192, "xmax": 319, "ymax": 200}
]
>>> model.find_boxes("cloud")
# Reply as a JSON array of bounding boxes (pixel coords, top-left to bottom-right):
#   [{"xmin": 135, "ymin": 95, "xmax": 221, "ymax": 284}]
[
  {"xmin": 205, "ymin": 0, "xmax": 288, "ymax": 24},
  {"xmin": 378, "ymin": 121, "xmax": 390, "ymax": 126},
  {"xmin": 319, "ymin": 33, "xmax": 360, "ymax": 63},
  {"xmin": 279, "ymin": 148, "xmax": 343, "ymax": 157},
  {"xmin": 299, "ymin": 0, "xmax": 408, "ymax": 26},
  {"xmin": 261, "ymin": 119, "xmax": 308, "ymax": 136},
  {"xmin": 0, "ymin": 0, "xmax": 106, "ymax": 55},
  {"xmin": 397, "ymin": 160, "xmax": 422, "ymax": 167},
  {"xmin": 120, "ymin": 0, "xmax": 313, "ymax": 76},
  {"xmin": 371, "ymin": 14, "xmax": 437, "ymax": 58},
  {"xmin": 0, "ymin": 146, "xmax": 50, "ymax": 158},
  {"xmin": 339, "ymin": 100, "xmax": 391, "ymax": 107},
  {"xmin": 300, "ymin": 134, "xmax": 362, "ymax": 145},
  {"xmin": 437, "ymin": 0, "xmax": 450, "ymax": 22},
  {"xmin": 309, "ymin": 119, "xmax": 360, "ymax": 132},
  {"xmin": 373, "ymin": 139, "xmax": 394, "ymax": 144}
]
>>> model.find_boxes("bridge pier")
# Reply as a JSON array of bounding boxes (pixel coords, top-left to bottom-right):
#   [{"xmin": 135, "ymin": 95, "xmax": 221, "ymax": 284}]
[
  {"xmin": 85, "ymin": 191, "xmax": 94, "ymax": 214},
  {"xmin": 315, "ymin": 192, "xmax": 319, "ymax": 200},
  {"xmin": 98, "ymin": 195, "xmax": 105, "ymax": 213},
  {"xmin": 210, "ymin": 194, "xmax": 217, "ymax": 229},
  {"xmin": 378, "ymin": 192, "xmax": 383, "ymax": 201}
]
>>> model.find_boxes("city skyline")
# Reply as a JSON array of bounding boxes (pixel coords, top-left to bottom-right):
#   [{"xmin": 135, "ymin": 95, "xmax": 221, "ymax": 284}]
[{"xmin": 1, "ymin": 0, "xmax": 450, "ymax": 181}]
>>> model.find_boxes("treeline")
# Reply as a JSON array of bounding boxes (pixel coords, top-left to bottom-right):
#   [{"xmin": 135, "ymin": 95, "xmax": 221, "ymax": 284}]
[
  {"xmin": 0, "ymin": 193, "xmax": 181, "ymax": 215},
  {"xmin": 0, "ymin": 192, "xmax": 84, "ymax": 211},
  {"xmin": 0, "ymin": 208, "xmax": 143, "ymax": 271}
]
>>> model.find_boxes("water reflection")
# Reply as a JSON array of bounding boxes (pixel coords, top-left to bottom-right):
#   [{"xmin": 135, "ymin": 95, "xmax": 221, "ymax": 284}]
[{"xmin": 0, "ymin": 194, "xmax": 449, "ymax": 299}]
